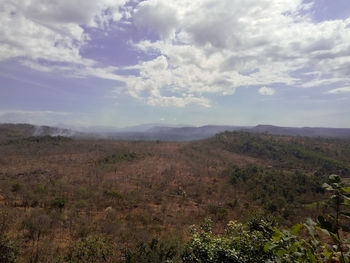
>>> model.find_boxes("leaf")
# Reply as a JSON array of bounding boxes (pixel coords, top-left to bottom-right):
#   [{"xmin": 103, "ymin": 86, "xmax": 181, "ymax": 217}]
[
  {"xmin": 329, "ymin": 232, "xmax": 340, "ymax": 244},
  {"xmin": 318, "ymin": 226, "xmax": 331, "ymax": 237},
  {"xmin": 304, "ymin": 218, "xmax": 316, "ymax": 237},
  {"xmin": 289, "ymin": 242, "xmax": 299, "ymax": 253},
  {"xmin": 322, "ymin": 183, "xmax": 333, "ymax": 191},
  {"xmin": 306, "ymin": 249, "xmax": 316, "ymax": 263},
  {"xmin": 277, "ymin": 249, "xmax": 286, "ymax": 257},
  {"xmin": 323, "ymin": 248, "xmax": 332, "ymax": 259},
  {"xmin": 263, "ymin": 242, "xmax": 271, "ymax": 253},
  {"xmin": 272, "ymin": 235, "xmax": 281, "ymax": 242},
  {"xmin": 290, "ymin": 224, "xmax": 303, "ymax": 235},
  {"xmin": 342, "ymin": 187, "xmax": 350, "ymax": 193},
  {"xmin": 272, "ymin": 229, "xmax": 282, "ymax": 242}
]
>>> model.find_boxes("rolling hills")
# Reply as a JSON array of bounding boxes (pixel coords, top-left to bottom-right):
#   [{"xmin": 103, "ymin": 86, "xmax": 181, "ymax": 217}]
[{"xmin": 0, "ymin": 123, "xmax": 349, "ymax": 262}]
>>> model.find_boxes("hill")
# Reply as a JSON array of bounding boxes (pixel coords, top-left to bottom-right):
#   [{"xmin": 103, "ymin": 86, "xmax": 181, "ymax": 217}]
[
  {"xmin": 2, "ymin": 123, "xmax": 350, "ymax": 142},
  {"xmin": 0, "ymin": 124, "xmax": 349, "ymax": 261},
  {"xmin": 101, "ymin": 124, "xmax": 350, "ymax": 141},
  {"xmin": 0, "ymin": 123, "xmax": 77, "ymax": 142},
  {"xmin": 251, "ymin": 124, "xmax": 350, "ymax": 138}
]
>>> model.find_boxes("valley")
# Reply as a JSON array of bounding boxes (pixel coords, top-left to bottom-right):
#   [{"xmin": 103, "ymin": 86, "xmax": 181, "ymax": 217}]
[{"xmin": 0, "ymin": 124, "xmax": 349, "ymax": 262}]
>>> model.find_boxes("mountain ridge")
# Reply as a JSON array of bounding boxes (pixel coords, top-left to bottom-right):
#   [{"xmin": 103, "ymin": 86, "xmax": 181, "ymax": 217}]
[{"xmin": 1, "ymin": 123, "xmax": 350, "ymax": 141}]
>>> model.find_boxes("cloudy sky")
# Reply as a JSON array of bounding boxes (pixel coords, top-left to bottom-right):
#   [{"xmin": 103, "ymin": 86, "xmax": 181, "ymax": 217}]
[{"xmin": 1, "ymin": 0, "xmax": 350, "ymax": 128}]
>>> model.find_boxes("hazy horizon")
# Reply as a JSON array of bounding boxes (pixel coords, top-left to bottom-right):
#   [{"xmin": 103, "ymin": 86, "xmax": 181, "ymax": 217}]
[
  {"xmin": 3, "ymin": 121, "xmax": 350, "ymax": 132},
  {"xmin": 1, "ymin": 0, "xmax": 350, "ymax": 128}
]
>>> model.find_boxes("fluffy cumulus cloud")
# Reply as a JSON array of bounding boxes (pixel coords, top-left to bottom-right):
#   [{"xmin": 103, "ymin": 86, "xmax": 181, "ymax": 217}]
[
  {"xmin": 258, "ymin": 87, "xmax": 275, "ymax": 96},
  {"xmin": 1, "ymin": 0, "xmax": 350, "ymax": 107},
  {"xmin": 0, "ymin": 0, "xmax": 127, "ymax": 65},
  {"xmin": 121, "ymin": 0, "xmax": 350, "ymax": 106},
  {"xmin": 133, "ymin": 0, "xmax": 179, "ymax": 38}
]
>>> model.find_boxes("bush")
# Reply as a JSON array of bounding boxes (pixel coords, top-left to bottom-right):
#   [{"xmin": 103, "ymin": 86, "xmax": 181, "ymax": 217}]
[
  {"xmin": 125, "ymin": 238, "xmax": 180, "ymax": 263},
  {"xmin": 51, "ymin": 197, "xmax": 66, "ymax": 211},
  {"xmin": 182, "ymin": 218, "xmax": 274, "ymax": 263},
  {"xmin": 65, "ymin": 235, "xmax": 114, "ymax": 263},
  {"xmin": 183, "ymin": 175, "xmax": 350, "ymax": 263},
  {"xmin": 0, "ymin": 234, "xmax": 19, "ymax": 263}
]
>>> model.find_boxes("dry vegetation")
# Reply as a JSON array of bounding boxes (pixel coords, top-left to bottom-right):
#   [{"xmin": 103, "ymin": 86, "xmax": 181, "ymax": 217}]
[{"xmin": 0, "ymin": 124, "xmax": 349, "ymax": 262}]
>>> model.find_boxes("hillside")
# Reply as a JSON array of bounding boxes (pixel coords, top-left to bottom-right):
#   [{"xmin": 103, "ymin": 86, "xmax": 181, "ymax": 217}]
[
  {"xmin": 0, "ymin": 123, "xmax": 77, "ymax": 142},
  {"xmin": 103, "ymin": 124, "xmax": 350, "ymax": 141},
  {"xmin": 2, "ymin": 123, "xmax": 350, "ymax": 142},
  {"xmin": 0, "ymin": 126, "xmax": 349, "ymax": 262}
]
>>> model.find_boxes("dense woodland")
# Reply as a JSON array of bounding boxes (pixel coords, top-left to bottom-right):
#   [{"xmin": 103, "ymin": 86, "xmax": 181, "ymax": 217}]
[{"xmin": 0, "ymin": 124, "xmax": 349, "ymax": 262}]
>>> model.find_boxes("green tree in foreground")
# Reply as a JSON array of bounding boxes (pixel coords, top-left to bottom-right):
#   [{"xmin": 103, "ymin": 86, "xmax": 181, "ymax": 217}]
[
  {"xmin": 182, "ymin": 218, "xmax": 274, "ymax": 263},
  {"xmin": 182, "ymin": 174, "xmax": 350, "ymax": 263},
  {"xmin": 317, "ymin": 174, "xmax": 350, "ymax": 262}
]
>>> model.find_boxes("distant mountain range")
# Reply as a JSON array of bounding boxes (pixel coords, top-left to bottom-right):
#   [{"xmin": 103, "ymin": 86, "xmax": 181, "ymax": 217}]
[
  {"xmin": 103, "ymin": 124, "xmax": 350, "ymax": 141},
  {"xmin": 1, "ymin": 123, "xmax": 350, "ymax": 141}
]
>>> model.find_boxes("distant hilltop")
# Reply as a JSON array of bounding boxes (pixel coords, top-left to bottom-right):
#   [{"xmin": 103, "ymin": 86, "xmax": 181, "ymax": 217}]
[
  {"xmin": 0, "ymin": 123, "xmax": 78, "ymax": 141},
  {"xmin": 251, "ymin": 124, "xmax": 350, "ymax": 139},
  {"xmin": 1, "ymin": 123, "xmax": 350, "ymax": 141}
]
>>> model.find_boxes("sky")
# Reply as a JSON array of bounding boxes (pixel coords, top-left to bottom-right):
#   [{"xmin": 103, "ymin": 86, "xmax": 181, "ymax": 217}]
[{"xmin": 0, "ymin": 0, "xmax": 350, "ymax": 129}]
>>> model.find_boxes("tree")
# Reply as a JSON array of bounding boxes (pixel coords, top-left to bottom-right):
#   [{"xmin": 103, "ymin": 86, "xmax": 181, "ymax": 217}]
[
  {"xmin": 21, "ymin": 209, "xmax": 52, "ymax": 263},
  {"xmin": 125, "ymin": 238, "xmax": 180, "ymax": 263},
  {"xmin": 183, "ymin": 175, "xmax": 350, "ymax": 263},
  {"xmin": 264, "ymin": 174, "xmax": 350, "ymax": 263},
  {"xmin": 51, "ymin": 197, "xmax": 66, "ymax": 212},
  {"xmin": 182, "ymin": 218, "xmax": 274, "ymax": 263},
  {"xmin": 317, "ymin": 174, "xmax": 350, "ymax": 262},
  {"xmin": 65, "ymin": 235, "xmax": 113, "ymax": 263},
  {"xmin": 0, "ymin": 234, "xmax": 19, "ymax": 263}
]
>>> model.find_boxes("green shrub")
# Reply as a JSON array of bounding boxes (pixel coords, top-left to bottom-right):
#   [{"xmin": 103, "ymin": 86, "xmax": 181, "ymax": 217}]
[
  {"xmin": 65, "ymin": 235, "xmax": 114, "ymax": 263},
  {"xmin": 183, "ymin": 175, "xmax": 350, "ymax": 263},
  {"xmin": 125, "ymin": 238, "xmax": 180, "ymax": 263},
  {"xmin": 182, "ymin": 218, "xmax": 274, "ymax": 263},
  {"xmin": 0, "ymin": 234, "xmax": 19, "ymax": 263}
]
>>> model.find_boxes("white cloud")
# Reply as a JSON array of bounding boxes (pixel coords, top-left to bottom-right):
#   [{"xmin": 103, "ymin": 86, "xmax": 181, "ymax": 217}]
[
  {"xmin": 147, "ymin": 94, "xmax": 210, "ymax": 108},
  {"xmin": 133, "ymin": 0, "xmax": 179, "ymax": 38},
  {"xmin": 258, "ymin": 86, "xmax": 275, "ymax": 96},
  {"xmin": 121, "ymin": 0, "xmax": 350, "ymax": 106},
  {"xmin": 0, "ymin": 0, "xmax": 127, "ymax": 65},
  {"xmin": 326, "ymin": 87, "xmax": 350, "ymax": 94},
  {"xmin": 120, "ymin": 55, "xmax": 212, "ymax": 107},
  {"xmin": 301, "ymin": 78, "xmax": 349, "ymax": 88},
  {"xmin": 2, "ymin": 0, "xmax": 350, "ymax": 108}
]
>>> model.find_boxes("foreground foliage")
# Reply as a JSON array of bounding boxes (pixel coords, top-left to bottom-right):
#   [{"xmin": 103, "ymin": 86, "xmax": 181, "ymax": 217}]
[
  {"xmin": 182, "ymin": 218, "xmax": 274, "ymax": 263},
  {"xmin": 183, "ymin": 174, "xmax": 350, "ymax": 263}
]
